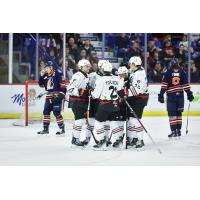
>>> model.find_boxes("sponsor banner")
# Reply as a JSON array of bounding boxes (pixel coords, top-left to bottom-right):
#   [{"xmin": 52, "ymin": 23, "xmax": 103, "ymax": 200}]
[{"xmin": 0, "ymin": 84, "xmax": 199, "ymax": 115}]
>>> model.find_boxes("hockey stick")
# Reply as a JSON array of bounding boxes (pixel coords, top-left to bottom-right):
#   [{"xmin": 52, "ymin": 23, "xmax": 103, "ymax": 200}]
[
  {"xmin": 28, "ymin": 33, "xmax": 61, "ymax": 70},
  {"xmin": 85, "ymin": 95, "xmax": 98, "ymax": 144},
  {"xmin": 125, "ymin": 106, "xmax": 128, "ymax": 149},
  {"xmin": 123, "ymin": 98, "xmax": 162, "ymax": 154},
  {"xmin": 186, "ymin": 102, "xmax": 190, "ymax": 135}
]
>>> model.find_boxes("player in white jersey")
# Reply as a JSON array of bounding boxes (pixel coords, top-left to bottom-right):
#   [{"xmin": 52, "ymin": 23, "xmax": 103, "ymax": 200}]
[
  {"xmin": 91, "ymin": 62, "xmax": 121, "ymax": 149},
  {"xmin": 83, "ymin": 60, "xmax": 107, "ymax": 145},
  {"xmin": 67, "ymin": 59, "xmax": 91, "ymax": 147},
  {"xmin": 111, "ymin": 66, "xmax": 129, "ymax": 148},
  {"xmin": 83, "ymin": 60, "xmax": 112, "ymax": 146},
  {"xmin": 126, "ymin": 56, "xmax": 149, "ymax": 148}
]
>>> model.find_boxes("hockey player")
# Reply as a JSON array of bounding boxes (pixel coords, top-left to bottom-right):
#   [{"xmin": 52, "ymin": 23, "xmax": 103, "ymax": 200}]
[
  {"xmin": 158, "ymin": 59, "xmax": 194, "ymax": 138},
  {"xmin": 83, "ymin": 60, "xmax": 109, "ymax": 146},
  {"xmin": 67, "ymin": 59, "xmax": 91, "ymax": 146},
  {"xmin": 91, "ymin": 62, "xmax": 121, "ymax": 149},
  {"xmin": 111, "ymin": 66, "xmax": 129, "ymax": 148},
  {"xmin": 37, "ymin": 61, "xmax": 66, "ymax": 135},
  {"xmin": 126, "ymin": 56, "xmax": 149, "ymax": 148}
]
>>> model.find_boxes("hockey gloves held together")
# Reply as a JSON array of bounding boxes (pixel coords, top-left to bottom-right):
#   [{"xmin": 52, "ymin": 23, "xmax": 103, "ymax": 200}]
[
  {"xmin": 78, "ymin": 88, "xmax": 91, "ymax": 98},
  {"xmin": 158, "ymin": 94, "xmax": 164, "ymax": 103},
  {"xmin": 187, "ymin": 91, "xmax": 194, "ymax": 102}
]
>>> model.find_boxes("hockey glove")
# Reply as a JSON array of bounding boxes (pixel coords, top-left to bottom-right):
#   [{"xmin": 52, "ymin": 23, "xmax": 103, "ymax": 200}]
[
  {"xmin": 187, "ymin": 91, "xmax": 194, "ymax": 102},
  {"xmin": 118, "ymin": 88, "xmax": 128, "ymax": 99},
  {"xmin": 158, "ymin": 94, "xmax": 164, "ymax": 103},
  {"xmin": 53, "ymin": 93, "xmax": 65, "ymax": 104},
  {"xmin": 79, "ymin": 89, "xmax": 90, "ymax": 98}
]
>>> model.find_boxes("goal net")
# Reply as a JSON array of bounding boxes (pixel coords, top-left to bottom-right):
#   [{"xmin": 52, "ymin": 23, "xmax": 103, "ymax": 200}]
[{"xmin": 13, "ymin": 80, "xmax": 74, "ymax": 126}]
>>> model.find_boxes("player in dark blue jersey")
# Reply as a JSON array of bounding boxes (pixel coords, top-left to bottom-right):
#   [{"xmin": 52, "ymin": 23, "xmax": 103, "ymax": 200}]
[
  {"xmin": 37, "ymin": 61, "xmax": 66, "ymax": 135},
  {"xmin": 158, "ymin": 59, "xmax": 194, "ymax": 138}
]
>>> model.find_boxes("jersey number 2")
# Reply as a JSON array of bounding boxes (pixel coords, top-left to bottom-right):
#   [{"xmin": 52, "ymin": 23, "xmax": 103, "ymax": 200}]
[{"xmin": 109, "ymin": 86, "xmax": 117, "ymax": 99}]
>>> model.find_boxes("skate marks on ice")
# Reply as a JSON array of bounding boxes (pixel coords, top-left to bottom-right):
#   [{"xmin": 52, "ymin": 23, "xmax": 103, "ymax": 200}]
[{"xmin": 0, "ymin": 117, "xmax": 200, "ymax": 165}]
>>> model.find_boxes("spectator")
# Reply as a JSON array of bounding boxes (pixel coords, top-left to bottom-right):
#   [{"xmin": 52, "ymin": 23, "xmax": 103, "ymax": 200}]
[
  {"xmin": 179, "ymin": 35, "xmax": 188, "ymax": 50},
  {"xmin": 190, "ymin": 60, "xmax": 200, "ymax": 83},
  {"xmin": 127, "ymin": 42, "xmax": 142, "ymax": 60},
  {"xmin": 175, "ymin": 44, "xmax": 187, "ymax": 63},
  {"xmin": 115, "ymin": 33, "xmax": 130, "ymax": 59},
  {"xmin": 46, "ymin": 34, "xmax": 56, "ymax": 49},
  {"xmin": 149, "ymin": 61, "xmax": 163, "ymax": 83},
  {"xmin": 163, "ymin": 41, "xmax": 175, "ymax": 68},
  {"xmin": 148, "ymin": 40, "xmax": 157, "ymax": 57},
  {"xmin": 78, "ymin": 49, "xmax": 88, "ymax": 61},
  {"xmin": 89, "ymin": 50, "xmax": 98, "ymax": 65},
  {"xmin": 82, "ymin": 39, "xmax": 95, "ymax": 56},
  {"xmin": 90, "ymin": 63, "xmax": 98, "ymax": 73},
  {"xmin": 68, "ymin": 37, "xmax": 79, "ymax": 62},
  {"xmin": 66, "ymin": 46, "xmax": 76, "ymax": 71}
]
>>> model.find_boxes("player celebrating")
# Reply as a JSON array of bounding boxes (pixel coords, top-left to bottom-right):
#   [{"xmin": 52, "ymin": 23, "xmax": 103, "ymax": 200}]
[
  {"xmin": 111, "ymin": 66, "xmax": 129, "ymax": 148},
  {"xmin": 126, "ymin": 56, "xmax": 149, "ymax": 149},
  {"xmin": 91, "ymin": 62, "xmax": 121, "ymax": 149},
  {"xmin": 83, "ymin": 60, "xmax": 109, "ymax": 146},
  {"xmin": 67, "ymin": 59, "xmax": 91, "ymax": 147},
  {"xmin": 37, "ymin": 61, "xmax": 66, "ymax": 135},
  {"xmin": 158, "ymin": 59, "xmax": 194, "ymax": 139}
]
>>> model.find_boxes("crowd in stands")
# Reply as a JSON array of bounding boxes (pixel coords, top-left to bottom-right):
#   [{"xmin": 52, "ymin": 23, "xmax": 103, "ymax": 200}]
[{"xmin": 7, "ymin": 33, "xmax": 200, "ymax": 83}]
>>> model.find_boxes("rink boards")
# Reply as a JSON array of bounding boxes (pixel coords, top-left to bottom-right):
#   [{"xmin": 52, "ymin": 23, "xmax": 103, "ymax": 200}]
[{"xmin": 0, "ymin": 84, "xmax": 200, "ymax": 119}]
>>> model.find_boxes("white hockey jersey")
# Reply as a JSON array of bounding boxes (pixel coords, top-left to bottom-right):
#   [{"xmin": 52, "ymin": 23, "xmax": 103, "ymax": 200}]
[
  {"xmin": 88, "ymin": 72, "xmax": 100, "ymax": 89},
  {"xmin": 91, "ymin": 75, "xmax": 120, "ymax": 101},
  {"xmin": 128, "ymin": 67, "xmax": 148, "ymax": 97},
  {"xmin": 67, "ymin": 71, "xmax": 89, "ymax": 97}
]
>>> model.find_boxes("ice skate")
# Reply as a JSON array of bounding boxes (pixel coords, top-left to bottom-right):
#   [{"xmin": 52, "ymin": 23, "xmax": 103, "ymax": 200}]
[
  {"xmin": 37, "ymin": 127, "xmax": 49, "ymax": 135},
  {"xmin": 112, "ymin": 136, "xmax": 123, "ymax": 148},
  {"xmin": 56, "ymin": 127, "xmax": 65, "ymax": 135},
  {"xmin": 93, "ymin": 138, "xmax": 107, "ymax": 150},
  {"xmin": 168, "ymin": 131, "xmax": 177, "ymax": 139},
  {"xmin": 71, "ymin": 137, "xmax": 84, "ymax": 148},
  {"xmin": 135, "ymin": 140, "xmax": 145, "ymax": 149},
  {"xmin": 82, "ymin": 137, "xmax": 91, "ymax": 146}
]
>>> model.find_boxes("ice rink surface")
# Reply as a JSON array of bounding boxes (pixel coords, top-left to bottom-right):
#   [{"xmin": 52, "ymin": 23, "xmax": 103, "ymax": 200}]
[{"xmin": 0, "ymin": 117, "xmax": 199, "ymax": 166}]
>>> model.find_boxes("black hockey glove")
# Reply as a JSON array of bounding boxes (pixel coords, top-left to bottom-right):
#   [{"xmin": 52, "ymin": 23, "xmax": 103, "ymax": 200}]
[
  {"xmin": 53, "ymin": 93, "xmax": 65, "ymax": 104},
  {"xmin": 187, "ymin": 91, "xmax": 194, "ymax": 102},
  {"xmin": 158, "ymin": 94, "xmax": 164, "ymax": 103},
  {"xmin": 79, "ymin": 89, "xmax": 90, "ymax": 98}
]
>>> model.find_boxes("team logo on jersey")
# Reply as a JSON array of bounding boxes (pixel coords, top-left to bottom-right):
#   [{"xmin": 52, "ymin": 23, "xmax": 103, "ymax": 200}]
[{"xmin": 47, "ymin": 77, "xmax": 54, "ymax": 89}]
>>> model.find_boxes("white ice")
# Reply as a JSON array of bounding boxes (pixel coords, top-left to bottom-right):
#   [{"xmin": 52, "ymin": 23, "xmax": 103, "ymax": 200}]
[{"xmin": 0, "ymin": 117, "xmax": 200, "ymax": 166}]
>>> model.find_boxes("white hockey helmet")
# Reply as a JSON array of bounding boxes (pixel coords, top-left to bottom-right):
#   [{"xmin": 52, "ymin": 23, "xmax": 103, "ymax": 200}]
[
  {"xmin": 129, "ymin": 56, "xmax": 142, "ymax": 66},
  {"xmin": 78, "ymin": 59, "xmax": 91, "ymax": 69},
  {"xmin": 101, "ymin": 62, "xmax": 113, "ymax": 73},
  {"xmin": 97, "ymin": 60, "xmax": 108, "ymax": 68},
  {"xmin": 118, "ymin": 66, "xmax": 128, "ymax": 75}
]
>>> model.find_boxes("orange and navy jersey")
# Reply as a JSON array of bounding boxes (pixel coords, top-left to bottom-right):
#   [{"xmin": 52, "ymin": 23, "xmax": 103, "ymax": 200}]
[
  {"xmin": 160, "ymin": 68, "xmax": 191, "ymax": 96},
  {"xmin": 39, "ymin": 69, "xmax": 66, "ymax": 98}
]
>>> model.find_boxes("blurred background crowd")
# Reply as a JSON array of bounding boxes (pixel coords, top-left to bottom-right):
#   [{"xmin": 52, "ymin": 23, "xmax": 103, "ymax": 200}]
[{"xmin": 0, "ymin": 33, "xmax": 200, "ymax": 83}]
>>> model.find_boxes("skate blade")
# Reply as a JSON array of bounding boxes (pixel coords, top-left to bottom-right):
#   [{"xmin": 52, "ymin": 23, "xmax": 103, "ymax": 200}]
[
  {"xmin": 70, "ymin": 144, "xmax": 84, "ymax": 150},
  {"xmin": 93, "ymin": 145, "xmax": 109, "ymax": 151},
  {"xmin": 56, "ymin": 134, "xmax": 66, "ymax": 137}
]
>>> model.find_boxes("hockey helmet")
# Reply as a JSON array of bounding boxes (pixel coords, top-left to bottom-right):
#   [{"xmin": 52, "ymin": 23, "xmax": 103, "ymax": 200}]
[
  {"xmin": 101, "ymin": 62, "xmax": 113, "ymax": 73},
  {"xmin": 78, "ymin": 59, "xmax": 91, "ymax": 69},
  {"xmin": 45, "ymin": 61, "xmax": 53, "ymax": 68},
  {"xmin": 129, "ymin": 56, "xmax": 142, "ymax": 66},
  {"xmin": 118, "ymin": 66, "xmax": 128, "ymax": 75}
]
